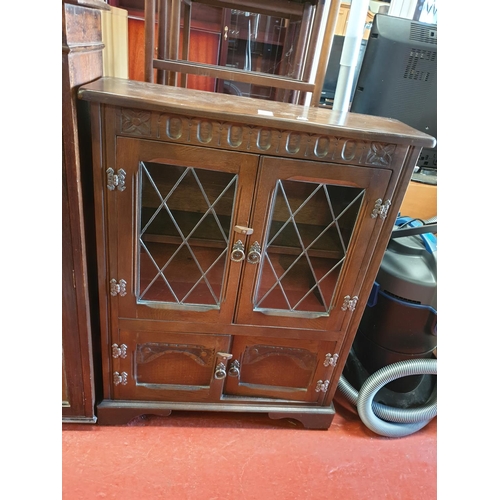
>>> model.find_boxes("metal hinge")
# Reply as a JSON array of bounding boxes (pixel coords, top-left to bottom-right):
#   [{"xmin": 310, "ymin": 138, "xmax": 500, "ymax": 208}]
[
  {"xmin": 113, "ymin": 371, "xmax": 128, "ymax": 385},
  {"xmin": 110, "ymin": 278, "xmax": 127, "ymax": 297},
  {"xmin": 324, "ymin": 353, "xmax": 339, "ymax": 367},
  {"xmin": 106, "ymin": 168, "xmax": 126, "ymax": 191},
  {"xmin": 341, "ymin": 295, "xmax": 358, "ymax": 311},
  {"xmin": 315, "ymin": 380, "xmax": 330, "ymax": 393},
  {"xmin": 371, "ymin": 198, "xmax": 391, "ymax": 219},
  {"xmin": 112, "ymin": 343, "xmax": 128, "ymax": 359}
]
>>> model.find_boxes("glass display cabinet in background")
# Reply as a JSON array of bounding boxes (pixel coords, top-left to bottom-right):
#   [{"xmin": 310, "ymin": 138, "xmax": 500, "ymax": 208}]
[
  {"xmin": 140, "ymin": 0, "xmax": 325, "ymax": 103},
  {"xmin": 216, "ymin": 7, "xmax": 306, "ymax": 100}
]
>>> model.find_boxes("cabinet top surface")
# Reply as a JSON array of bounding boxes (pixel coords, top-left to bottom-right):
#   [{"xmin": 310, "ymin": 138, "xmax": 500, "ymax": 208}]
[{"xmin": 78, "ymin": 77, "xmax": 436, "ymax": 148}]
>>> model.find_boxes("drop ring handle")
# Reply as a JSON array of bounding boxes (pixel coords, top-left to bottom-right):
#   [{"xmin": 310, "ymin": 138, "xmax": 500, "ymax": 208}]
[
  {"xmin": 230, "ymin": 240, "xmax": 245, "ymax": 262},
  {"xmin": 214, "ymin": 362, "xmax": 227, "ymax": 379},
  {"xmin": 247, "ymin": 241, "xmax": 261, "ymax": 264},
  {"xmin": 228, "ymin": 360, "xmax": 240, "ymax": 378}
]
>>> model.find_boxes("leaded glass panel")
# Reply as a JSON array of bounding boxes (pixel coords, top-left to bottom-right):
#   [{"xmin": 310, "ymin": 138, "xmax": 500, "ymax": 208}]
[
  {"xmin": 253, "ymin": 179, "xmax": 364, "ymax": 316},
  {"xmin": 138, "ymin": 161, "xmax": 237, "ymax": 308}
]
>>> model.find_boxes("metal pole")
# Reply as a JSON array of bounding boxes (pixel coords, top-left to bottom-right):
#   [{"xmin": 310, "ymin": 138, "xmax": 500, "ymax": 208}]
[{"xmin": 333, "ymin": 0, "xmax": 370, "ymax": 112}]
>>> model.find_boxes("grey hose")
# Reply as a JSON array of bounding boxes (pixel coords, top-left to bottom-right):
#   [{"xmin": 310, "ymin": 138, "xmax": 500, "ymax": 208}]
[{"xmin": 338, "ymin": 358, "xmax": 437, "ymax": 438}]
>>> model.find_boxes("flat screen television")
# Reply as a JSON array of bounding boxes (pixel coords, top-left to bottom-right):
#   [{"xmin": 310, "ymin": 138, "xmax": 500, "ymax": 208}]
[{"xmin": 350, "ymin": 14, "xmax": 437, "ymax": 171}]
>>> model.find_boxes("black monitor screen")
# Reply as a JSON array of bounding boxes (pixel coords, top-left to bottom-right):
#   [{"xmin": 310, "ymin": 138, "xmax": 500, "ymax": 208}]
[
  {"xmin": 321, "ymin": 35, "xmax": 367, "ymax": 104},
  {"xmin": 350, "ymin": 14, "xmax": 437, "ymax": 170}
]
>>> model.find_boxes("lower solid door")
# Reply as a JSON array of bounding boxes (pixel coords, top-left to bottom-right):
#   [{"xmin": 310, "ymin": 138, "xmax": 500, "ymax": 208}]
[
  {"xmin": 223, "ymin": 336, "xmax": 340, "ymax": 403},
  {"xmin": 109, "ymin": 329, "xmax": 231, "ymax": 402}
]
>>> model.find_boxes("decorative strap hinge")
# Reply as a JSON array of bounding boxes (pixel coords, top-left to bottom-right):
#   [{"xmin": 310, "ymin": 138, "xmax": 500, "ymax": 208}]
[
  {"xmin": 341, "ymin": 295, "xmax": 358, "ymax": 312},
  {"xmin": 113, "ymin": 371, "xmax": 128, "ymax": 385},
  {"xmin": 106, "ymin": 167, "xmax": 126, "ymax": 191},
  {"xmin": 315, "ymin": 380, "xmax": 330, "ymax": 393},
  {"xmin": 110, "ymin": 279, "xmax": 127, "ymax": 297},
  {"xmin": 371, "ymin": 198, "xmax": 391, "ymax": 219},
  {"xmin": 324, "ymin": 353, "xmax": 339, "ymax": 367},
  {"xmin": 112, "ymin": 343, "xmax": 128, "ymax": 359}
]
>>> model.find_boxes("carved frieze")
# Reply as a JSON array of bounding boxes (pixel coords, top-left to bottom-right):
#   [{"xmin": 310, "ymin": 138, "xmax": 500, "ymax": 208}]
[
  {"xmin": 137, "ymin": 343, "xmax": 213, "ymax": 367},
  {"xmin": 367, "ymin": 142, "xmax": 397, "ymax": 166},
  {"xmin": 121, "ymin": 109, "xmax": 152, "ymax": 136},
  {"xmin": 118, "ymin": 109, "xmax": 400, "ymax": 167},
  {"xmin": 242, "ymin": 345, "xmax": 316, "ymax": 371}
]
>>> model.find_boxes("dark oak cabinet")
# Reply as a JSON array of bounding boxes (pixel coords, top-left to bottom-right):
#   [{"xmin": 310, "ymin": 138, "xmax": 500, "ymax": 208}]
[
  {"xmin": 62, "ymin": 0, "xmax": 110, "ymax": 424},
  {"xmin": 79, "ymin": 77, "xmax": 435, "ymax": 428}
]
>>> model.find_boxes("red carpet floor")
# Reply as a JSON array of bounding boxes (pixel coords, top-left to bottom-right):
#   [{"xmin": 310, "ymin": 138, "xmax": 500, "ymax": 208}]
[{"xmin": 62, "ymin": 403, "xmax": 437, "ymax": 499}]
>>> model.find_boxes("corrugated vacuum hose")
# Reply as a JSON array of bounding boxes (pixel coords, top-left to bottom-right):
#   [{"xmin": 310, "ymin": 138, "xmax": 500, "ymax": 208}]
[{"xmin": 338, "ymin": 359, "xmax": 437, "ymax": 438}]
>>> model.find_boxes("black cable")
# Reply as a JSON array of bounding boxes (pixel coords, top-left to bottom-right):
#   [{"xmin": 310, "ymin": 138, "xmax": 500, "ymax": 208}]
[{"xmin": 398, "ymin": 218, "xmax": 426, "ymax": 228}]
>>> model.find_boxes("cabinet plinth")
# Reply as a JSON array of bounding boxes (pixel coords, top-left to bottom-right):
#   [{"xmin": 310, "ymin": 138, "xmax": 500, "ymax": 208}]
[{"xmin": 79, "ymin": 77, "xmax": 435, "ymax": 429}]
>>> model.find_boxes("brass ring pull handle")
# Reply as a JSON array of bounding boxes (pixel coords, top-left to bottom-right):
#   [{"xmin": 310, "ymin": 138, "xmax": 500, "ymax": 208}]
[
  {"xmin": 228, "ymin": 360, "xmax": 240, "ymax": 378},
  {"xmin": 230, "ymin": 240, "xmax": 245, "ymax": 262},
  {"xmin": 247, "ymin": 242, "xmax": 261, "ymax": 264},
  {"xmin": 214, "ymin": 362, "xmax": 227, "ymax": 379}
]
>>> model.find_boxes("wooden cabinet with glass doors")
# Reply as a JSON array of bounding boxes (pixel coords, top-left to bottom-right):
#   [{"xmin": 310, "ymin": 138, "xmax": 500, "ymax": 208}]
[{"xmin": 79, "ymin": 77, "xmax": 435, "ymax": 428}]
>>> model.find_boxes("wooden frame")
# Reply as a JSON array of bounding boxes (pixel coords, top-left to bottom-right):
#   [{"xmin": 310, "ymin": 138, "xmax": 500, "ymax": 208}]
[
  {"xmin": 62, "ymin": 0, "xmax": 111, "ymax": 423},
  {"xmin": 144, "ymin": 0, "xmax": 341, "ymax": 104}
]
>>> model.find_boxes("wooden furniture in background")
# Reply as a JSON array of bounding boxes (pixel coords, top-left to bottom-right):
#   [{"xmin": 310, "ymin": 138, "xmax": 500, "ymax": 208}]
[
  {"xmin": 79, "ymin": 77, "xmax": 435, "ymax": 428},
  {"xmin": 108, "ymin": 0, "xmax": 378, "ymax": 105},
  {"xmin": 111, "ymin": 0, "xmax": 341, "ymax": 104},
  {"xmin": 400, "ymin": 181, "xmax": 437, "ymax": 221},
  {"xmin": 62, "ymin": 0, "xmax": 109, "ymax": 423},
  {"xmin": 144, "ymin": 0, "xmax": 338, "ymax": 104},
  {"xmin": 335, "ymin": 2, "xmax": 375, "ymax": 39}
]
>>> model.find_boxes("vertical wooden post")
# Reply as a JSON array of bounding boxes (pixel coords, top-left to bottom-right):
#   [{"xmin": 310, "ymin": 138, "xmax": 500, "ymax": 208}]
[{"xmin": 144, "ymin": 0, "xmax": 156, "ymax": 83}]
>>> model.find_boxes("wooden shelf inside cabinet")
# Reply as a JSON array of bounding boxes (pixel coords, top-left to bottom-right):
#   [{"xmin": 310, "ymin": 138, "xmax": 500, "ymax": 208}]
[{"xmin": 78, "ymin": 77, "xmax": 435, "ymax": 429}]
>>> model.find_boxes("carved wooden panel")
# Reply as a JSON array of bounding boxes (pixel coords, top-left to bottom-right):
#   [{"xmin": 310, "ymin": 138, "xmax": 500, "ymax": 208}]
[
  {"xmin": 111, "ymin": 329, "xmax": 231, "ymax": 402},
  {"xmin": 116, "ymin": 108, "xmax": 401, "ymax": 167},
  {"xmin": 224, "ymin": 336, "xmax": 339, "ymax": 403},
  {"xmin": 136, "ymin": 342, "xmax": 216, "ymax": 386}
]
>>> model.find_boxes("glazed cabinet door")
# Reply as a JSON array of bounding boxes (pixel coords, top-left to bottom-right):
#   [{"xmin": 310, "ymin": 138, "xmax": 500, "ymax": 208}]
[
  {"xmin": 109, "ymin": 329, "xmax": 232, "ymax": 402},
  {"xmin": 107, "ymin": 138, "xmax": 258, "ymax": 325},
  {"xmin": 223, "ymin": 336, "xmax": 340, "ymax": 403},
  {"xmin": 216, "ymin": 8, "xmax": 298, "ymax": 100},
  {"xmin": 235, "ymin": 156, "xmax": 392, "ymax": 332}
]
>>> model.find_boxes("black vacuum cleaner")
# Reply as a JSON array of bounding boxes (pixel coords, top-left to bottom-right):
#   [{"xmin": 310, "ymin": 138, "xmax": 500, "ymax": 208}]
[{"xmin": 337, "ymin": 216, "xmax": 437, "ymax": 437}]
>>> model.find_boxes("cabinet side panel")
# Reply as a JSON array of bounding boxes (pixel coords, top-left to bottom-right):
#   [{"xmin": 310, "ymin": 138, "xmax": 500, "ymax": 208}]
[
  {"xmin": 325, "ymin": 146, "xmax": 422, "ymax": 403},
  {"xmin": 62, "ymin": 2, "xmax": 106, "ymax": 422}
]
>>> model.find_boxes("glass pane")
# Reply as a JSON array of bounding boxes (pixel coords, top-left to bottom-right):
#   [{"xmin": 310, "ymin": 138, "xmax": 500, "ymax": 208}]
[
  {"xmin": 181, "ymin": 5, "xmax": 304, "ymax": 100},
  {"xmin": 138, "ymin": 161, "xmax": 237, "ymax": 308},
  {"xmin": 221, "ymin": 10, "xmax": 301, "ymax": 100},
  {"xmin": 254, "ymin": 179, "xmax": 364, "ymax": 316}
]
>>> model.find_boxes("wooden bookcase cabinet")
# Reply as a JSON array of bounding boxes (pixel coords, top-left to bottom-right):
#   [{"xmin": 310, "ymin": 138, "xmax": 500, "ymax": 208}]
[
  {"xmin": 62, "ymin": 0, "xmax": 110, "ymax": 424},
  {"xmin": 79, "ymin": 77, "xmax": 434, "ymax": 428}
]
